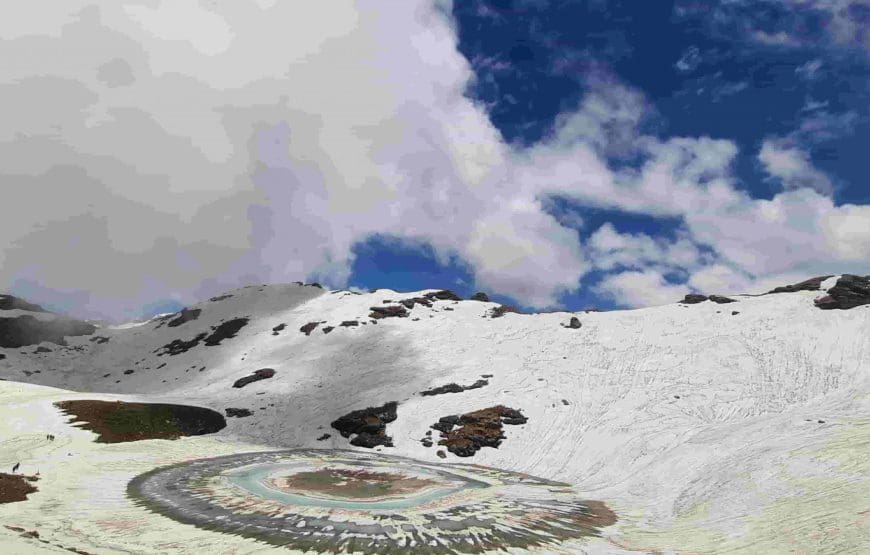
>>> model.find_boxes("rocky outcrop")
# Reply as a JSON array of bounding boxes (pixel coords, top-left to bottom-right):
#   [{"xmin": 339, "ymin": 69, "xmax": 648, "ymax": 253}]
[
  {"xmin": 470, "ymin": 292, "xmax": 490, "ymax": 302},
  {"xmin": 680, "ymin": 294, "xmax": 708, "ymax": 304},
  {"xmin": 424, "ymin": 290, "xmax": 462, "ymax": 302},
  {"xmin": 768, "ymin": 275, "xmax": 833, "ymax": 294},
  {"xmin": 340, "ymin": 320, "xmax": 359, "ymax": 327},
  {"xmin": 432, "ymin": 405, "xmax": 527, "ymax": 457},
  {"xmin": 225, "ymin": 408, "xmax": 253, "ymax": 418},
  {"xmin": 330, "ymin": 401, "xmax": 398, "ymax": 448},
  {"xmin": 489, "ymin": 305, "xmax": 519, "ymax": 318},
  {"xmin": 232, "ymin": 368, "xmax": 276, "ymax": 389},
  {"xmin": 157, "ymin": 333, "xmax": 207, "ymax": 356},
  {"xmin": 369, "ymin": 305, "xmax": 408, "ymax": 319},
  {"xmin": 203, "ymin": 318, "xmax": 249, "ymax": 346},
  {"xmin": 814, "ymin": 274, "xmax": 870, "ymax": 310},
  {"xmin": 0, "ymin": 295, "xmax": 48, "ymax": 313},
  {"xmin": 167, "ymin": 308, "xmax": 202, "ymax": 328},
  {"xmin": 709, "ymin": 295, "xmax": 736, "ymax": 304},
  {"xmin": 399, "ymin": 297, "xmax": 433, "ymax": 309},
  {"xmin": 565, "ymin": 317, "xmax": 582, "ymax": 329},
  {"xmin": 299, "ymin": 322, "xmax": 319, "ymax": 335},
  {"xmin": 0, "ymin": 315, "xmax": 96, "ymax": 348},
  {"xmin": 420, "ymin": 379, "xmax": 488, "ymax": 396}
]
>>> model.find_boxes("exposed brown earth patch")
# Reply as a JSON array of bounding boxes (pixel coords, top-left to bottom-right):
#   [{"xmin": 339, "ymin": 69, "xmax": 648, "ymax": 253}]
[
  {"xmin": 432, "ymin": 405, "xmax": 527, "ymax": 457},
  {"xmin": 272, "ymin": 468, "xmax": 439, "ymax": 500},
  {"xmin": 331, "ymin": 401, "xmax": 398, "ymax": 448},
  {"xmin": 420, "ymin": 379, "xmax": 488, "ymax": 396},
  {"xmin": 0, "ymin": 473, "xmax": 39, "ymax": 503},
  {"xmin": 233, "ymin": 368, "xmax": 276, "ymax": 388},
  {"xmin": 54, "ymin": 400, "xmax": 226, "ymax": 443}
]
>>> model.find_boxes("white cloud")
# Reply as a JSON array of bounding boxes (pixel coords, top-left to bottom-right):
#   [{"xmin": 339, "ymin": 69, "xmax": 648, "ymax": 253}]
[
  {"xmin": 594, "ymin": 270, "xmax": 691, "ymax": 308},
  {"xmin": 759, "ymin": 139, "xmax": 834, "ymax": 195},
  {"xmin": 0, "ymin": 0, "xmax": 868, "ymax": 320},
  {"xmin": 821, "ymin": 204, "xmax": 870, "ymax": 260}
]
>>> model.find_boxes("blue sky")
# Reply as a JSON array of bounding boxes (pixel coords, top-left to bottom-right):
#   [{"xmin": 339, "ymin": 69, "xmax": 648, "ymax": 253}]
[{"xmin": 1, "ymin": 1, "xmax": 868, "ymax": 321}]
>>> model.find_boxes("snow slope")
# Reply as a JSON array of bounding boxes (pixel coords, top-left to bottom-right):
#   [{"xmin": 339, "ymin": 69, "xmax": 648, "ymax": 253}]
[{"xmin": 1, "ymin": 279, "xmax": 868, "ymax": 553}]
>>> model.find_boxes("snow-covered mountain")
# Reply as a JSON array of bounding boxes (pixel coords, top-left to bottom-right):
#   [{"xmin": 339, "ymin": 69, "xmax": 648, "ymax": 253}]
[{"xmin": 1, "ymin": 276, "xmax": 869, "ymax": 553}]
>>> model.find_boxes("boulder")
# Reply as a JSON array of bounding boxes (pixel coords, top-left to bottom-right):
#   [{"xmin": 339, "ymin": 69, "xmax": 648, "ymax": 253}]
[
  {"xmin": 566, "ymin": 317, "xmax": 582, "ymax": 329},
  {"xmin": 680, "ymin": 294, "xmax": 708, "ymax": 304},
  {"xmin": 470, "ymin": 292, "xmax": 490, "ymax": 302}
]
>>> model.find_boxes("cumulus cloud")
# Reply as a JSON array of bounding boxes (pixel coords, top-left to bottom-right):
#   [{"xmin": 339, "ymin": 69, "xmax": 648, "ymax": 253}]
[{"xmin": 1, "ymin": 0, "xmax": 869, "ymax": 320}]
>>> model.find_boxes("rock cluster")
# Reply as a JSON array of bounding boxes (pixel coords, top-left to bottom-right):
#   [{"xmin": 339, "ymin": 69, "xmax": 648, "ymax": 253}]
[
  {"xmin": 815, "ymin": 275, "xmax": 870, "ymax": 310},
  {"xmin": 369, "ymin": 305, "xmax": 408, "ymax": 319},
  {"xmin": 768, "ymin": 275, "xmax": 833, "ymax": 294},
  {"xmin": 680, "ymin": 294, "xmax": 736, "ymax": 305},
  {"xmin": 330, "ymin": 401, "xmax": 398, "ymax": 448},
  {"xmin": 432, "ymin": 405, "xmax": 527, "ymax": 457}
]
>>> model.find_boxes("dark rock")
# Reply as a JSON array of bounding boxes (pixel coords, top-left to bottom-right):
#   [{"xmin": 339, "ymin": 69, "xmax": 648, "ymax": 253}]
[
  {"xmin": 322, "ymin": 326, "xmax": 335, "ymax": 334},
  {"xmin": 340, "ymin": 320, "xmax": 359, "ymax": 327},
  {"xmin": 89, "ymin": 336, "xmax": 110, "ymax": 344},
  {"xmin": 489, "ymin": 305, "xmax": 519, "ymax": 318},
  {"xmin": 331, "ymin": 401, "xmax": 398, "ymax": 449},
  {"xmin": 421, "ymin": 438, "xmax": 433, "ymax": 447},
  {"xmin": 0, "ymin": 315, "xmax": 96, "ymax": 348},
  {"xmin": 709, "ymin": 295, "xmax": 736, "ymax": 304},
  {"xmin": 272, "ymin": 323, "xmax": 286, "ymax": 333},
  {"xmin": 732, "ymin": 311, "xmax": 740, "ymax": 315},
  {"xmin": 369, "ymin": 305, "xmax": 409, "ymax": 319},
  {"xmin": 208, "ymin": 294, "xmax": 233, "ymax": 302},
  {"xmin": 768, "ymin": 276, "xmax": 833, "ymax": 294},
  {"xmin": 423, "ymin": 290, "xmax": 462, "ymax": 302},
  {"xmin": 436, "ymin": 450, "xmax": 447, "ymax": 459},
  {"xmin": 232, "ymin": 368, "xmax": 276, "ymax": 389},
  {"xmin": 566, "ymin": 316, "xmax": 582, "ymax": 329},
  {"xmin": 815, "ymin": 274, "xmax": 870, "ymax": 310},
  {"xmin": 432, "ymin": 405, "xmax": 527, "ymax": 457},
  {"xmin": 680, "ymin": 294, "xmax": 708, "ymax": 304},
  {"xmin": 123, "ymin": 369, "xmax": 134, "ymax": 375},
  {"xmin": 299, "ymin": 322, "xmax": 319, "ymax": 335},
  {"xmin": 316, "ymin": 433, "xmax": 331, "ymax": 441},
  {"xmin": 225, "ymin": 408, "xmax": 253, "ymax": 418},
  {"xmin": 399, "ymin": 297, "xmax": 432, "ymax": 309},
  {"xmin": 203, "ymin": 318, "xmax": 249, "ymax": 346},
  {"xmin": 0, "ymin": 295, "xmax": 49, "ymax": 313},
  {"xmin": 431, "ymin": 415, "xmax": 461, "ymax": 434},
  {"xmin": 306, "ymin": 283, "xmax": 323, "ymax": 289},
  {"xmin": 470, "ymin": 292, "xmax": 490, "ymax": 302},
  {"xmin": 421, "ymin": 379, "xmax": 488, "ymax": 396},
  {"xmin": 167, "ymin": 308, "xmax": 202, "ymax": 328},
  {"xmin": 157, "ymin": 333, "xmax": 208, "ymax": 356},
  {"xmin": 0, "ymin": 354, "xmax": 5, "ymax": 360},
  {"xmin": 561, "ymin": 399, "xmax": 570, "ymax": 405},
  {"xmin": 35, "ymin": 346, "xmax": 52, "ymax": 353}
]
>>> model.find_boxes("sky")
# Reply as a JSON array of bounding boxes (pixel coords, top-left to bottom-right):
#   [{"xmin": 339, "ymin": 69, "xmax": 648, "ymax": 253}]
[{"xmin": 1, "ymin": 0, "xmax": 868, "ymax": 322}]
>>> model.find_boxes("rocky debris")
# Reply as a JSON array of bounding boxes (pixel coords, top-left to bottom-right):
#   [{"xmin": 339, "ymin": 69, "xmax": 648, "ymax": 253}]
[
  {"xmin": 209, "ymin": 294, "xmax": 234, "ymax": 302},
  {"xmin": 271, "ymin": 323, "xmax": 286, "ymax": 336},
  {"xmin": 157, "ymin": 332, "xmax": 208, "ymax": 356},
  {"xmin": 233, "ymin": 368, "xmax": 276, "ymax": 389},
  {"xmin": 423, "ymin": 289, "xmax": 462, "ymax": 302},
  {"xmin": 489, "ymin": 305, "xmax": 519, "ymax": 318},
  {"xmin": 123, "ymin": 369, "xmax": 134, "ymax": 375},
  {"xmin": 399, "ymin": 297, "xmax": 433, "ymax": 309},
  {"xmin": 316, "ymin": 433, "xmax": 331, "ymax": 441},
  {"xmin": 565, "ymin": 317, "xmax": 582, "ymax": 329},
  {"xmin": 35, "ymin": 346, "xmax": 52, "ymax": 353},
  {"xmin": 470, "ymin": 292, "xmax": 490, "ymax": 302},
  {"xmin": 55, "ymin": 400, "xmax": 226, "ymax": 443},
  {"xmin": 814, "ymin": 274, "xmax": 870, "ymax": 310},
  {"xmin": 0, "ymin": 473, "xmax": 39, "ymax": 504},
  {"xmin": 0, "ymin": 315, "xmax": 96, "ymax": 348},
  {"xmin": 340, "ymin": 320, "xmax": 359, "ymax": 327},
  {"xmin": 768, "ymin": 275, "xmax": 834, "ymax": 294},
  {"xmin": 420, "ymin": 379, "xmax": 489, "ymax": 396},
  {"xmin": 322, "ymin": 326, "xmax": 335, "ymax": 334},
  {"xmin": 89, "ymin": 336, "xmax": 110, "ymax": 344},
  {"xmin": 432, "ymin": 405, "xmax": 527, "ymax": 457},
  {"xmin": 225, "ymin": 408, "xmax": 253, "ymax": 418},
  {"xmin": 299, "ymin": 322, "xmax": 319, "ymax": 336},
  {"xmin": 680, "ymin": 294, "xmax": 709, "ymax": 304},
  {"xmin": 369, "ymin": 305, "xmax": 409, "ymax": 319},
  {"xmin": 331, "ymin": 401, "xmax": 398, "ymax": 448},
  {"xmin": 0, "ymin": 295, "xmax": 48, "ymax": 313},
  {"xmin": 203, "ymin": 318, "xmax": 249, "ymax": 346},
  {"xmin": 167, "ymin": 308, "xmax": 202, "ymax": 328},
  {"xmin": 709, "ymin": 295, "xmax": 736, "ymax": 304}
]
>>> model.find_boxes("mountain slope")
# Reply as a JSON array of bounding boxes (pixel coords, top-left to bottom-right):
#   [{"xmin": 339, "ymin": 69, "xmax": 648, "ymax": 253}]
[{"xmin": 1, "ymin": 277, "xmax": 869, "ymax": 553}]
